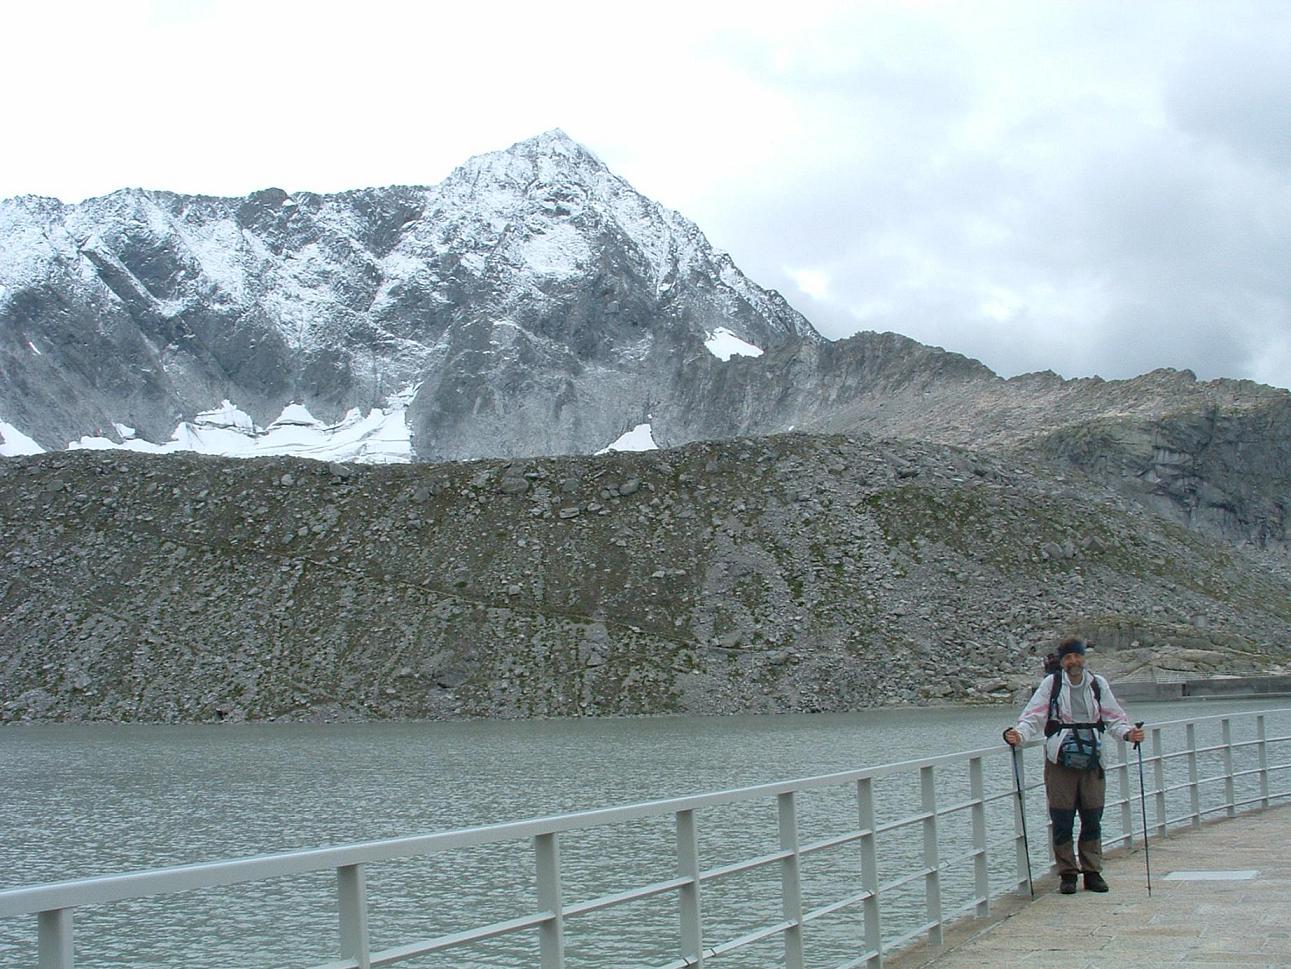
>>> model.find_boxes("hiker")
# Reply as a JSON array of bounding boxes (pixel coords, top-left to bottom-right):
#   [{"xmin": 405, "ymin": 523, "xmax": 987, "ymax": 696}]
[{"xmin": 1004, "ymin": 637, "xmax": 1145, "ymax": 894}]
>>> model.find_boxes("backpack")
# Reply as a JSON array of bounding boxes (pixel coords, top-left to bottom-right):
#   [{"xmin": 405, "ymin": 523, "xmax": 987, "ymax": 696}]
[{"xmin": 1044, "ymin": 670, "xmax": 1105, "ymax": 770}]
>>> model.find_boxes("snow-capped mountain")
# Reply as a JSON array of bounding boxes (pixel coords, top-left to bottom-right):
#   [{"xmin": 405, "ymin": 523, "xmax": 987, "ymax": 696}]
[
  {"xmin": 3, "ymin": 130, "xmax": 1289, "ymax": 547},
  {"xmin": 0, "ymin": 130, "xmax": 815, "ymax": 461}
]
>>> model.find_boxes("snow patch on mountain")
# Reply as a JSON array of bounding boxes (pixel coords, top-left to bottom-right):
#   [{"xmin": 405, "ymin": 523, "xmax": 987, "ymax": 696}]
[
  {"xmin": 0, "ymin": 197, "xmax": 71, "ymax": 292},
  {"xmin": 180, "ymin": 217, "xmax": 251, "ymax": 301},
  {"xmin": 596, "ymin": 423, "xmax": 657, "ymax": 455},
  {"xmin": 0, "ymin": 419, "xmax": 44, "ymax": 456},
  {"xmin": 705, "ymin": 328, "xmax": 764, "ymax": 361},
  {"xmin": 517, "ymin": 222, "xmax": 591, "ymax": 277},
  {"xmin": 194, "ymin": 400, "xmax": 257, "ymax": 433},
  {"xmin": 270, "ymin": 404, "xmax": 320, "ymax": 427},
  {"xmin": 67, "ymin": 400, "xmax": 413, "ymax": 464}
]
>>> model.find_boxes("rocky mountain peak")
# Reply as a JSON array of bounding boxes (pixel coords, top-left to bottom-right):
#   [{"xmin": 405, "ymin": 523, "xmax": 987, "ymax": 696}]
[
  {"xmin": 444, "ymin": 130, "xmax": 607, "ymax": 204},
  {"xmin": 505, "ymin": 127, "xmax": 605, "ymax": 167},
  {"xmin": 0, "ymin": 131, "xmax": 820, "ymax": 460},
  {"xmin": 427, "ymin": 128, "xmax": 735, "ymax": 298}
]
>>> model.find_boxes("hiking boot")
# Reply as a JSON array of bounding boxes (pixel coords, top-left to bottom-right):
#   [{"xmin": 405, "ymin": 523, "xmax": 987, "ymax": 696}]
[
  {"xmin": 1084, "ymin": 872, "xmax": 1109, "ymax": 893},
  {"xmin": 1060, "ymin": 875, "xmax": 1078, "ymax": 894}
]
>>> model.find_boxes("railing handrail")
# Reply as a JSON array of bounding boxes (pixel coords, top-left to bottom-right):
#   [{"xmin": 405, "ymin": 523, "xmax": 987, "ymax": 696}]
[
  {"xmin": 5, "ymin": 706, "xmax": 1291, "ymax": 916},
  {"xmin": 1126, "ymin": 705, "xmax": 1291, "ymax": 730},
  {"xmin": 0, "ymin": 740, "xmax": 1018, "ymax": 917},
  {"xmin": 5, "ymin": 704, "xmax": 1289, "ymax": 968}
]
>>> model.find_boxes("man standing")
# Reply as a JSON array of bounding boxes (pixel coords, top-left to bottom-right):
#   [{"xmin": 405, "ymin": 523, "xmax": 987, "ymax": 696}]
[{"xmin": 1004, "ymin": 637, "xmax": 1145, "ymax": 894}]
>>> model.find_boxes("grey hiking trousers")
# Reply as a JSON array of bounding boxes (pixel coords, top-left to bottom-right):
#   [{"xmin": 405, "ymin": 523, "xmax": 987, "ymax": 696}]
[{"xmin": 1044, "ymin": 759, "xmax": 1105, "ymax": 875}]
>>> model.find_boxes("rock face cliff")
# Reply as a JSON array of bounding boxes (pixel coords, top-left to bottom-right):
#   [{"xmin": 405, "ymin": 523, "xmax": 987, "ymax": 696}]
[
  {"xmin": 1024, "ymin": 394, "xmax": 1291, "ymax": 549},
  {"xmin": 3, "ymin": 442, "xmax": 1287, "ymax": 723}
]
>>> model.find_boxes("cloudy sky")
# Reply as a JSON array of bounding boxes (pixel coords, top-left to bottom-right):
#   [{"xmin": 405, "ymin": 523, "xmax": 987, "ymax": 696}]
[{"xmin": 4, "ymin": 0, "xmax": 1289, "ymax": 389}]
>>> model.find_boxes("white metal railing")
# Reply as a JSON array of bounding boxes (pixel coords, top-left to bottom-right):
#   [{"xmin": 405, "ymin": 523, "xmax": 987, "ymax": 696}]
[{"xmin": 2, "ymin": 707, "xmax": 1289, "ymax": 968}]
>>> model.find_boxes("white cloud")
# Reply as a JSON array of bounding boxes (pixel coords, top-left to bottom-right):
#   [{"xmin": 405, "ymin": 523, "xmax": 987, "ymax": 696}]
[{"xmin": 787, "ymin": 268, "xmax": 830, "ymax": 301}]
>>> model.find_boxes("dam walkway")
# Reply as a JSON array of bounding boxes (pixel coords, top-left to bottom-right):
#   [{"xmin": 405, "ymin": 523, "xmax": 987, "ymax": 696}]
[{"xmin": 888, "ymin": 802, "xmax": 1291, "ymax": 969}]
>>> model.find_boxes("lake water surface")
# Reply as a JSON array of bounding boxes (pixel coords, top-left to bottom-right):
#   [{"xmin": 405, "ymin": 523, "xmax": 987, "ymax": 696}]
[{"xmin": 3, "ymin": 698, "xmax": 1287, "ymax": 968}]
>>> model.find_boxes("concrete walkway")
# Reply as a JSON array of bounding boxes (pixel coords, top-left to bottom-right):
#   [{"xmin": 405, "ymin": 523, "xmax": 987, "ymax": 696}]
[{"xmin": 889, "ymin": 804, "xmax": 1291, "ymax": 969}]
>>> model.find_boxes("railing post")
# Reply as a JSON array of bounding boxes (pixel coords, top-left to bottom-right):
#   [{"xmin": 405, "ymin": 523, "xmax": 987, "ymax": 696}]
[
  {"xmin": 778, "ymin": 791, "xmax": 805, "ymax": 969},
  {"xmin": 1187, "ymin": 723, "xmax": 1201, "ymax": 829},
  {"xmin": 535, "ymin": 832, "xmax": 565, "ymax": 969},
  {"xmin": 38, "ymin": 909, "xmax": 74, "ymax": 969},
  {"xmin": 1222, "ymin": 718, "xmax": 1236, "ymax": 818},
  {"xmin": 676, "ymin": 809, "xmax": 703, "ymax": 967},
  {"xmin": 337, "ymin": 864, "xmax": 370, "ymax": 969},
  {"xmin": 856, "ymin": 777, "xmax": 883, "ymax": 969},
  {"xmin": 968, "ymin": 758, "xmax": 988, "ymax": 918},
  {"xmin": 1116, "ymin": 737, "xmax": 1133, "ymax": 846},
  {"xmin": 920, "ymin": 765, "xmax": 942, "ymax": 947},
  {"xmin": 1011, "ymin": 747, "xmax": 1029, "ymax": 894},
  {"xmin": 1257, "ymin": 715, "xmax": 1270, "ymax": 809},
  {"xmin": 1151, "ymin": 728, "xmax": 1167, "ymax": 837}
]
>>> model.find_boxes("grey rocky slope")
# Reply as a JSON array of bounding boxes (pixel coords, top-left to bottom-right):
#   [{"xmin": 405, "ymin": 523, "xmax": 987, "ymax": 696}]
[
  {"xmin": 654, "ymin": 331, "xmax": 1291, "ymax": 546},
  {"xmin": 4, "ymin": 439, "xmax": 1288, "ymax": 723}
]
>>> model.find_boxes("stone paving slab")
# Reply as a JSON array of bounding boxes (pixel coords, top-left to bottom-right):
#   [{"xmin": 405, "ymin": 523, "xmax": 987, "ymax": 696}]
[{"xmin": 888, "ymin": 804, "xmax": 1291, "ymax": 969}]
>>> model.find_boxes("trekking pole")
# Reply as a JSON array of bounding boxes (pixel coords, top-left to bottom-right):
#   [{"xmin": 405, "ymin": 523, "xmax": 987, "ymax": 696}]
[
  {"xmin": 1005, "ymin": 732, "xmax": 1036, "ymax": 897},
  {"xmin": 1134, "ymin": 721, "xmax": 1153, "ymax": 897}
]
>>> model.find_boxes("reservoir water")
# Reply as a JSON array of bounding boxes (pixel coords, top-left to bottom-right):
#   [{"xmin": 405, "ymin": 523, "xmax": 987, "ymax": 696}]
[{"xmin": 3, "ymin": 698, "xmax": 1287, "ymax": 968}]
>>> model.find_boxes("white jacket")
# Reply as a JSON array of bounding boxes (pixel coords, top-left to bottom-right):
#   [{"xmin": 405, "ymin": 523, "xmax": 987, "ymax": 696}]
[{"xmin": 1014, "ymin": 670, "xmax": 1134, "ymax": 768}]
